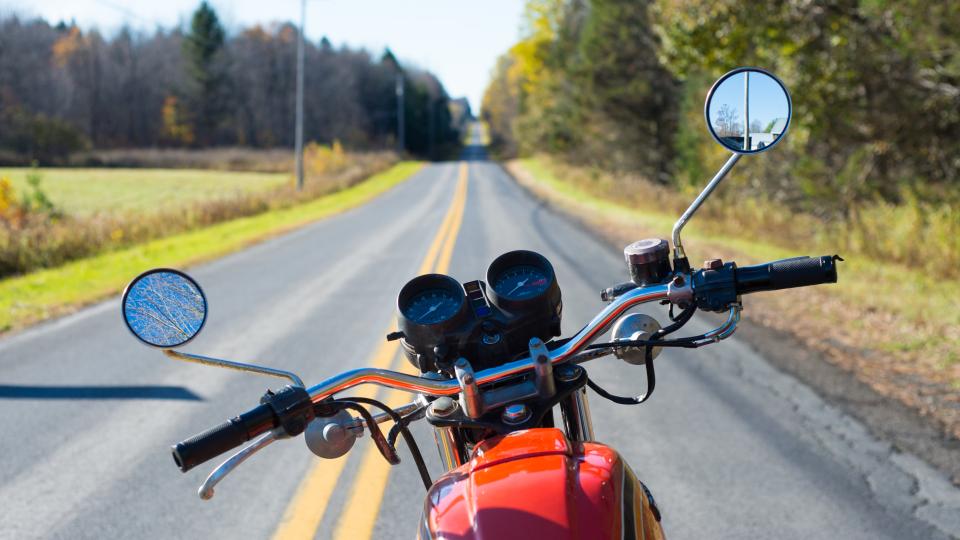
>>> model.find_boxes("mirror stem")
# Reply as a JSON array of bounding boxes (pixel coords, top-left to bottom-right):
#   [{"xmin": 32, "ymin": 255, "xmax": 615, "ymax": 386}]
[
  {"xmin": 163, "ymin": 350, "xmax": 305, "ymax": 387},
  {"xmin": 672, "ymin": 152, "xmax": 742, "ymax": 264}
]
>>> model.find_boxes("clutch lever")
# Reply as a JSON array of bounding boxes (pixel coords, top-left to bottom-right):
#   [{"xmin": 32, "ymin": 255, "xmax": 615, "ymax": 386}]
[{"xmin": 198, "ymin": 427, "xmax": 286, "ymax": 500}]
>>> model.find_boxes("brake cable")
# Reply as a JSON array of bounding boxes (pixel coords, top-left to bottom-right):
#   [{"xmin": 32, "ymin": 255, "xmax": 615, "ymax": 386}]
[
  {"xmin": 336, "ymin": 396, "xmax": 432, "ymax": 490},
  {"xmin": 324, "ymin": 400, "xmax": 400, "ymax": 464},
  {"xmin": 586, "ymin": 305, "xmax": 697, "ymax": 405}
]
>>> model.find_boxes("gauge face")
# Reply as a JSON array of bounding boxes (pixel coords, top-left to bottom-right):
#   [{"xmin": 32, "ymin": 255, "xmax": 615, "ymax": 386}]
[
  {"xmin": 492, "ymin": 265, "xmax": 551, "ymax": 300},
  {"xmin": 402, "ymin": 288, "xmax": 463, "ymax": 325}
]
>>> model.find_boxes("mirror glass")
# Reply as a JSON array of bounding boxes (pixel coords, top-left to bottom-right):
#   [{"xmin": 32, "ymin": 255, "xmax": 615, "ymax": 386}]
[
  {"xmin": 122, "ymin": 269, "xmax": 207, "ymax": 348},
  {"xmin": 706, "ymin": 68, "xmax": 791, "ymax": 154}
]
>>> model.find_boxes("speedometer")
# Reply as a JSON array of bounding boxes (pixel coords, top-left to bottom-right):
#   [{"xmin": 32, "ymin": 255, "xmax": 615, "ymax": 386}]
[
  {"xmin": 397, "ymin": 273, "xmax": 469, "ymax": 365},
  {"xmin": 403, "ymin": 288, "xmax": 463, "ymax": 325}
]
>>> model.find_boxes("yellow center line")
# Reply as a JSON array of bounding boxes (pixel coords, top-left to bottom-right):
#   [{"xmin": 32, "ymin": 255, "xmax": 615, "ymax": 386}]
[
  {"xmin": 272, "ymin": 162, "xmax": 469, "ymax": 540},
  {"xmin": 331, "ymin": 162, "xmax": 468, "ymax": 540}
]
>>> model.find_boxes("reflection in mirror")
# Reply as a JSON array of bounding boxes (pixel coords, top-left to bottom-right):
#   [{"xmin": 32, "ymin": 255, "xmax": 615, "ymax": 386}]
[
  {"xmin": 706, "ymin": 69, "xmax": 791, "ymax": 154},
  {"xmin": 122, "ymin": 269, "xmax": 207, "ymax": 348}
]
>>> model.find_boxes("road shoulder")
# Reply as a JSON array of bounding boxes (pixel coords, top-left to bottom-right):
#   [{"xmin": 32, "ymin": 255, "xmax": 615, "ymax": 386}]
[{"xmin": 502, "ymin": 159, "xmax": 960, "ymax": 487}]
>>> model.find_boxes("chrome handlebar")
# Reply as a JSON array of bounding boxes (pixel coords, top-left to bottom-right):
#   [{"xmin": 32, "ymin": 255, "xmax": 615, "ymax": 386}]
[
  {"xmin": 187, "ymin": 277, "xmax": 746, "ymax": 500},
  {"xmin": 305, "ymin": 279, "xmax": 697, "ymax": 403}
]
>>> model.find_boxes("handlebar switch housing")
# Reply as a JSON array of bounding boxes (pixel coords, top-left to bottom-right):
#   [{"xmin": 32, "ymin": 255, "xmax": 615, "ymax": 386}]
[
  {"xmin": 692, "ymin": 262, "xmax": 739, "ymax": 312},
  {"xmin": 261, "ymin": 385, "xmax": 315, "ymax": 437}
]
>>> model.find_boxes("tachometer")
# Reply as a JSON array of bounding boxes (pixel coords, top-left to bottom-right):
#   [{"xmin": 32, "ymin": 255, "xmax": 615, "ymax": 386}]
[
  {"xmin": 486, "ymin": 250, "xmax": 561, "ymax": 314},
  {"xmin": 491, "ymin": 265, "xmax": 551, "ymax": 300}
]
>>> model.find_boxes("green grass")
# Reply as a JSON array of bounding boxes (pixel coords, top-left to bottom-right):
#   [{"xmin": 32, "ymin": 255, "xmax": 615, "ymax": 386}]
[
  {"xmin": 0, "ymin": 161, "xmax": 423, "ymax": 332},
  {"xmin": 0, "ymin": 167, "xmax": 289, "ymax": 215}
]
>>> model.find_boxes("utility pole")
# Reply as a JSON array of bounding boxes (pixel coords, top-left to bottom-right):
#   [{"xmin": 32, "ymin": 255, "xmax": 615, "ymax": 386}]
[
  {"xmin": 395, "ymin": 72, "xmax": 405, "ymax": 154},
  {"xmin": 294, "ymin": 0, "xmax": 306, "ymax": 190},
  {"xmin": 743, "ymin": 71, "xmax": 750, "ymax": 152}
]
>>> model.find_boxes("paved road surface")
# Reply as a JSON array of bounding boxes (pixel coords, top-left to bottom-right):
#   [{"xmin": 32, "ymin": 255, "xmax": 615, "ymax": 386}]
[{"xmin": 2, "ymin": 144, "xmax": 958, "ymax": 539}]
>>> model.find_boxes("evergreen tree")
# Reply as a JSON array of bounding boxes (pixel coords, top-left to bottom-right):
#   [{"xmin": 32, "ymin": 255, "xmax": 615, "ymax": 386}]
[{"xmin": 182, "ymin": 2, "xmax": 227, "ymax": 146}]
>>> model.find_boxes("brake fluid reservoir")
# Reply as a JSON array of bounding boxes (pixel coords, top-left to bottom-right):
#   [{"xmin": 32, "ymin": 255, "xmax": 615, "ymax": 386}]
[{"xmin": 623, "ymin": 239, "xmax": 671, "ymax": 285}]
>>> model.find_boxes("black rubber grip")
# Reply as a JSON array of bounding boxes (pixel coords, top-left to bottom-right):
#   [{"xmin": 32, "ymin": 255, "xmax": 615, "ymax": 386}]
[
  {"xmin": 735, "ymin": 255, "xmax": 839, "ymax": 295},
  {"xmin": 172, "ymin": 403, "xmax": 275, "ymax": 472}
]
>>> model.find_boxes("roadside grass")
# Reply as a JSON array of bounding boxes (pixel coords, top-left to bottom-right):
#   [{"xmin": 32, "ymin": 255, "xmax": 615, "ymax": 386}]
[
  {"xmin": 0, "ymin": 161, "xmax": 423, "ymax": 333},
  {"xmin": 510, "ymin": 156, "xmax": 960, "ymax": 436},
  {"xmin": 0, "ymin": 150, "xmax": 395, "ymax": 278},
  {"xmin": 0, "ymin": 168, "xmax": 288, "ymax": 215},
  {"xmin": 517, "ymin": 157, "xmax": 960, "ymax": 330}
]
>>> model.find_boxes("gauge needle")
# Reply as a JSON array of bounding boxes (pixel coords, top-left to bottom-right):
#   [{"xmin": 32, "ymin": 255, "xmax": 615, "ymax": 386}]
[
  {"xmin": 418, "ymin": 303, "xmax": 441, "ymax": 322},
  {"xmin": 507, "ymin": 279, "xmax": 528, "ymax": 296}
]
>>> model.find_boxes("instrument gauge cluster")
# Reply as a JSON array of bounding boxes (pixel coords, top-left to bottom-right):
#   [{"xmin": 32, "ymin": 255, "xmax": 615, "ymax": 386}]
[
  {"xmin": 487, "ymin": 250, "xmax": 561, "ymax": 314},
  {"xmin": 396, "ymin": 250, "xmax": 562, "ymax": 373}
]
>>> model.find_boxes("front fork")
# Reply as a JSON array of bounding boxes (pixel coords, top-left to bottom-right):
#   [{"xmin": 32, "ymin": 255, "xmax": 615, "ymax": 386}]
[{"xmin": 430, "ymin": 390, "xmax": 595, "ymax": 472}]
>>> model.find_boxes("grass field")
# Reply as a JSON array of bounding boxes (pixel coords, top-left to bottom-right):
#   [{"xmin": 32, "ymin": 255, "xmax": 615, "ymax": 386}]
[
  {"xmin": 0, "ymin": 167, "xmax": 289, "ymax": 215},
  {"xmin": 0, "ymin": 161, "xmax": 422, "ymax": 333}
]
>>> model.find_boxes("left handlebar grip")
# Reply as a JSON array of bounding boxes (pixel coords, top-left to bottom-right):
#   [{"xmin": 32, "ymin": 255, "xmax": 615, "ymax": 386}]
[{"xmin": 172, "ymin": 403, "xmax": 276, "ymax": 472}]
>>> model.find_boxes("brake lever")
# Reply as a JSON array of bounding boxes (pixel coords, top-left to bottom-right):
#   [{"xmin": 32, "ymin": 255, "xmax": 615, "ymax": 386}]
[{"xmin": 198, "ymin": 428, "xmax": 285, "ymax": 500}]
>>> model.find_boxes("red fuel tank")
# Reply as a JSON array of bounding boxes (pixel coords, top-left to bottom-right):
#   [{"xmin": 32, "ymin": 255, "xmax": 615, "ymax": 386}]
[{"xmin": 419, "ymin": 428, "xmax": 664, "ymax": 540}]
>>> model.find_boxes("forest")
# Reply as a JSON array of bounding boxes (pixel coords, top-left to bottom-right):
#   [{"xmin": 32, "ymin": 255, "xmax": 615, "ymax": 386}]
[
  {"xmin": 0, "ymin": 2, "xmax": 463, "ymax": 164},
  {"xmin": 482, "ymin": 0, "xmax": 959, "ymax": 277}
]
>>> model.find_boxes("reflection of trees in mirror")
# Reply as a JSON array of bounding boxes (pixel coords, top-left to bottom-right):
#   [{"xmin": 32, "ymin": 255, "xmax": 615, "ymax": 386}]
[
  {"xmin": 714, "ymin": 103, "xmax": 741, "ymax": 137},
  {"xmin": 125, "ymin": 273, "xmax": 205, "ymax": 347}
]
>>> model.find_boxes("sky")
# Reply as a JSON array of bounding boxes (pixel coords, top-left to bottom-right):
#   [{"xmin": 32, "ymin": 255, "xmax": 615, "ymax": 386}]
[
  {"xmin": 3, "ymin": 0, "xmax": 528, "ymax": 113},
  {"xmin": 708, "ymin": 71, "xmax": 790, "ymax": 133}
]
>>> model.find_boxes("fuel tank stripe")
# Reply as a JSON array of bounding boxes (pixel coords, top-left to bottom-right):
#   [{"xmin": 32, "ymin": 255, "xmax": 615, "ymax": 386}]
[{"xmin": 622, "ymin": 466, "xmax": 638, "ymax": 539}]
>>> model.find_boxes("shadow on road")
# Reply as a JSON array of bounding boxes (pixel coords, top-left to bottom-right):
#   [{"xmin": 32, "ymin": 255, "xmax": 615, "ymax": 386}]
[{"xmin": 0, "ymin": 385, "xmax": 203, "ymax": 400}]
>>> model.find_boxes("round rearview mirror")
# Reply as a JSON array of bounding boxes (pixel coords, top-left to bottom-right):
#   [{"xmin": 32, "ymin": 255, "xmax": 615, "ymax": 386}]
[
  {"xmin": 122, "ymin": 268, "xmax": 207, "ymax": 348},
  {"xmin": 705, "ymin": 67, "xmax": 791, "ymax": 154}
]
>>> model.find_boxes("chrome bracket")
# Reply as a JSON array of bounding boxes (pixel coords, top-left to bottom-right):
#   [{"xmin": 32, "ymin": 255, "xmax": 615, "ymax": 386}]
[
  {"xmin": 165, "ymin": 349, "xmax": 305, "ymax": 387},
  {"xmin": 454, "ymin": 358, "xmax": 483, "ymax": 419},
  {"xmin": 529, "ymin": 338, "xmax": 555, "ymax": 398}
]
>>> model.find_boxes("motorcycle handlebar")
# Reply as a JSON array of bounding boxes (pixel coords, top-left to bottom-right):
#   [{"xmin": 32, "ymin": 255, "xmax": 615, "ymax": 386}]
[
  {"xmin": 172, "ymin": 403, "xmax": 276, "ymax": 472},
  {"xmin": 735, "ymin": 255, "xmax": 840, "ymax": 295}
]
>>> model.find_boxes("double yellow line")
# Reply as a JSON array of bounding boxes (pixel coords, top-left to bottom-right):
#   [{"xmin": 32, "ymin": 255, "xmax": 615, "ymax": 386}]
[{"xmin": 273, "ymin": 162, "xmax": 469, "ymax": 540}]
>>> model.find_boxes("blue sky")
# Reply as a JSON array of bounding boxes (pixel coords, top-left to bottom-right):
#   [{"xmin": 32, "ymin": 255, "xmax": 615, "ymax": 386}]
[
  {"xmin": 709, "ymin": 71, "xmax": 790, "ymax": 132},
  {"xmin": 4, "ymin": 0, "xmax": 527, "ymax": 112}
]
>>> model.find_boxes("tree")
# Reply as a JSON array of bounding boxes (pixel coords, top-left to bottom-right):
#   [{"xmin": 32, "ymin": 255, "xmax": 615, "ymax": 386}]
[
  {"xmin": 714, "ymin": 104, "xmax": 739, "ymax": 136},
  {"xmin": 182, "ymin": 1, "xmax": 227, "ymax": 146},
  {"xmin": 575, "ymin": 0, "xmax": 677, "ymax": 181},
  {"xmin": 0, "ymin": 12, "xmax": 461, "ymax": 159}
]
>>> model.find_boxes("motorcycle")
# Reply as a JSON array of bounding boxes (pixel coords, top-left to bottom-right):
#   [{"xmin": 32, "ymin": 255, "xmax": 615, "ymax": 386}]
[{"xmin": 120, "ymin": 68, "xmax": 840, "ymax": 539}]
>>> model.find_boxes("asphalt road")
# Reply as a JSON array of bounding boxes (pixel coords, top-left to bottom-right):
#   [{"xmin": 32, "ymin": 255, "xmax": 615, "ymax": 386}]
[{"xmin": 1, "ymin": 144, "xmax": 958, "ymax": 540}]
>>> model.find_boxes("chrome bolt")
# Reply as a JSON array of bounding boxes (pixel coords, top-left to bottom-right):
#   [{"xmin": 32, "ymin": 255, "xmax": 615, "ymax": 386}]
[
  {"xmin": 502, "ymin": 403, "xmax": 531, "ymax": 425},
  {"xmin": 555, "ymin": 364, "xmax": 580, "ymax": 382},
  {"xmin": 429, "ymin": 397, "xmax": 458, "ymax": 418}
]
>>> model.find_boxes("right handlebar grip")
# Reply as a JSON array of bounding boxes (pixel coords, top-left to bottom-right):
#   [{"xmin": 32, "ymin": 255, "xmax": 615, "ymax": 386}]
[
  {"xmin": 736, "ymin": 255, "xmax": 839, "ymax": 295},
  {"xmin": 172, "ymin": 403, "xmax": 275, "ymax": 472}
]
